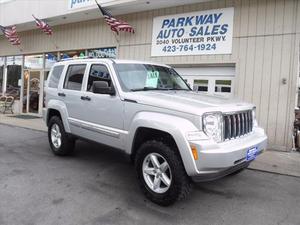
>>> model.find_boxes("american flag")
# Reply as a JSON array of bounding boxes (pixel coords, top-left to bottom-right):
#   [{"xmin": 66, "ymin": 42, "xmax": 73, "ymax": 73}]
[
  {"xmin": 95, "ymin": 0, "xmax": 134, "ymax": 35},
  {"xmin": 0, "ymin": 25, "xmax": 21, "ymax": 46},
  {"xmin": 32, "ymin": 15, "xmax": 53, "ymax": 35}
]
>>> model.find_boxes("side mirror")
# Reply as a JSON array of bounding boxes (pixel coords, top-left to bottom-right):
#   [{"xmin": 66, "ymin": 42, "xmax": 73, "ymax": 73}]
[{"xmin": 92, "ymin": 81, "xmax": 116, "ymax": 95}]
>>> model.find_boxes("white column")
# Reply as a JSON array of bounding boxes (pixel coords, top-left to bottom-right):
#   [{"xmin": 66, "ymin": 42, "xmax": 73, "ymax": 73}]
[
  {"xmin": 3, "ymin": 58, "xmax": 7, "ymax": 95},
  {"xmin": 19, "ymin": 56, "xmax": 24, "ymax": 114}
]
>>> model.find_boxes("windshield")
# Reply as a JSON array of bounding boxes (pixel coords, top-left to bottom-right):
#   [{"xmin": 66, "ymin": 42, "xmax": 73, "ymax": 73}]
[{"xmin": 114, "ymin": 63, "xmax": 191, "ymax": 92}]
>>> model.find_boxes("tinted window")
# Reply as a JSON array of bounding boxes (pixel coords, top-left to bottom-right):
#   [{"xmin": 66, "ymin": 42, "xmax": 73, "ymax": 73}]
[
  {"xmin": 87, "ymin": 64, "xmax": 111, "ymax": 92},
  {"xmin": 64, "ymin": 64, "xmax": 86, "ymax": 91},
  {"xmin": 48, "ymin": 65, "xmax": 64, "ymax": 88}
]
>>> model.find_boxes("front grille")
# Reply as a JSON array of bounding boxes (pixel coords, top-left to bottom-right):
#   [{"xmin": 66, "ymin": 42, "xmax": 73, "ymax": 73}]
[{"xmin": 223, "ymin": 110, "xmax": 253, "ymax": 140}]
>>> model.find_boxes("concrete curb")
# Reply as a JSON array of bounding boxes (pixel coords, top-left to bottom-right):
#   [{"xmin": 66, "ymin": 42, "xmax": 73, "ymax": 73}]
[
  {"xmin": 0, "ymin": 122, "xmax": 47, "ymax": 133},
  {"xmin": 247, "ymin": 167, "xmax": 300, "ymax": 179}
]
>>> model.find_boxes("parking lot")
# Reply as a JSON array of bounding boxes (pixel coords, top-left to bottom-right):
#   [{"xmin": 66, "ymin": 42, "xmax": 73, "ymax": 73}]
[{"xmin": 0, "ymin": 124, "xmax": 299, "ymax": 225}]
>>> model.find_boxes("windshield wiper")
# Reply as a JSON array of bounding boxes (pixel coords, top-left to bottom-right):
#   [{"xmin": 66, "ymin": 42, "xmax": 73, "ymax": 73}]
[
  {"xmin": 130, "ymin": 87, "xmax": 166, "ymax": 92},
  {"xmin": 167, "ymin": 88, "xmax": 190, "ymax": 91}
]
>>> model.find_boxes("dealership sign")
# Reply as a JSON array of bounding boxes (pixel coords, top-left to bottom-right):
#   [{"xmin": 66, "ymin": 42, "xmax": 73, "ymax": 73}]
[
  {"xmin": 151, "ymin": 7, "xmax": 234, "ymax": 56},
  {"xmin": 68, "ymin": 0, "xmax": 93, "ymax": 10},
  {"xmin": 68, "ymin": 0, "xmax": 111, "ymax": 10}
]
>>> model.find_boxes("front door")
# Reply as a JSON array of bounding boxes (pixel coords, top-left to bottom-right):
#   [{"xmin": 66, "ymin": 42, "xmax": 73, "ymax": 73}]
[
  {"xmin": 23, "ymin": 70, "xmax": 44, "ymax": 115},
  {"xmin": 80, "ymin": 63, "xmax": 124, "ymax": 149}
]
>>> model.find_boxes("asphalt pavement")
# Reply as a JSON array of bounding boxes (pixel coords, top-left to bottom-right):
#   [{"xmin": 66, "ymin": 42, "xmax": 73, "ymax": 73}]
[{"xmin": 0, "ymin": 124, "xmax": 299, "ymax": 225}]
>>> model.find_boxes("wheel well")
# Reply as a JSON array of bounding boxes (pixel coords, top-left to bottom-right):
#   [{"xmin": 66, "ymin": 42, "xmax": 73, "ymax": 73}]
[
  {"xmin": 131, "ymin": 127, "xmax": 178, "ymax": 161},
  {"xmin": 47, "ymin": 109, "xmax": 62, "ymax": 125}
]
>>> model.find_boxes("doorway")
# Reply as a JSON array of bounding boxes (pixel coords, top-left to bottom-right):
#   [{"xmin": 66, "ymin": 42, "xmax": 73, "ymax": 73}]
[{"xmin": 22, "ymin": 70, "xmax": 44, "ymax": 115}]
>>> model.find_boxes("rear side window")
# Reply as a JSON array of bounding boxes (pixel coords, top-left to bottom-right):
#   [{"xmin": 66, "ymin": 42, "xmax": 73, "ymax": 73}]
[
  {"xmin": 48, "ymin": 65, "xmax": 64, "ymax": 88},
  {"xmin": 87, "ymin": 64, "xmax": 111, "ymax": 92},
  {"xmin": 64, "ymin": 64, "xmax": 86, "ymax": 91}
]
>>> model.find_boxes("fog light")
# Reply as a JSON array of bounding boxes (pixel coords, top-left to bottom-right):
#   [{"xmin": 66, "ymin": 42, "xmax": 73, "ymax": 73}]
[{"xmin": 190, "ymin": 145, "xmax": 198, "ymax": 160}]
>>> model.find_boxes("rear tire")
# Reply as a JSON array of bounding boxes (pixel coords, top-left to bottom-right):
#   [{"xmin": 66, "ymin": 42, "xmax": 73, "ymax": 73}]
[
  {"xmin": 135, "ymin": 140, "xmax": 191, "ymax": 206},
  {"xmin": 48, "ymin": 116, "xmax": 75, "ymax": 156}
]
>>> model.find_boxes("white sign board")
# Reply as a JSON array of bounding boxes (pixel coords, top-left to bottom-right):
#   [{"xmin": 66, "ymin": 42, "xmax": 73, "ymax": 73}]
[{"xmin": 151, "ymin": 7, "xmax": 234, "ymax": 56}]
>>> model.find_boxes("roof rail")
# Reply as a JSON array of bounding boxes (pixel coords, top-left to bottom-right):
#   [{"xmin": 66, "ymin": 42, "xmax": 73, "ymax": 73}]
[
  {"xmin": 59, "ymin": 56, "xmax": 116, "ymax": 62},
  {"xmin": 59, "ymin": 56, "xmax": 94, "ymax": 62}
]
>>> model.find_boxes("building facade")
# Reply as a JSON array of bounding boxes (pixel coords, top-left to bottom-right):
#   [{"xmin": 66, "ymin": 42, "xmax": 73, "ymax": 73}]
[{"xmin": 0, "ymin": 0, "xmax": 299, "ymax": 151}]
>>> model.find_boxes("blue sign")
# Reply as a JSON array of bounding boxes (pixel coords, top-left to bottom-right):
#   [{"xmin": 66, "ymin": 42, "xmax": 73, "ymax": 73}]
[{"xmin": 87, "ymin": 47, "xmax": 116, "ymax": 58}]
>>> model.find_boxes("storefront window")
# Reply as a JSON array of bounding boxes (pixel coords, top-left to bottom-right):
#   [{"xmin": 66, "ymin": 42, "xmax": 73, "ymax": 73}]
[
  {"xmin": 24, "ymin": 54, "xmax": 43, "ymax": 69},
  {"xmin": 0, "ymin": 57, "xmax": 4, "ymax": 95},
  {"xmin": 6, "ymin": 55, "xmax": 22, "ymax": 99},
  {"xmin": 87, "ymin": 47, "xmax": 116, "ymax": 58},
  {"xmin": 215, "ymin": 80, "xmax": 232, "ymax": 93},
  {"xmin": 60, "ymin": 50, "xmax": 86, "ymax": 60},
  {"xmin": 193, "ymin": 79, "xmax": 208, "ymax": 92},
  {"xmin": 45, "ymin": 52, "xmax": 58, "ymax": 69}
]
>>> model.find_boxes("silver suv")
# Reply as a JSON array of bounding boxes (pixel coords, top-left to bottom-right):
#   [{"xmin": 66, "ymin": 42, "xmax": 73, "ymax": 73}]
[{"xmin": 43, "ymin": 59, "xmax": 267, "ymax": 206}]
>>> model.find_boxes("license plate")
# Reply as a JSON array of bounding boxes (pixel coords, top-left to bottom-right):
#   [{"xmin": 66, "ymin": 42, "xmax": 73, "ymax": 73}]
[{"xmin": 246, "ymin": 147, "xmax": 258, "ymax": 161}]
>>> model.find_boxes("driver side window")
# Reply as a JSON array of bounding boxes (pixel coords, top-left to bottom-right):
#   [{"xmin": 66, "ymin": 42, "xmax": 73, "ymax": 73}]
[{"xmin": 87, "ymin": 64, "xmax": 111, "ymax": 92}]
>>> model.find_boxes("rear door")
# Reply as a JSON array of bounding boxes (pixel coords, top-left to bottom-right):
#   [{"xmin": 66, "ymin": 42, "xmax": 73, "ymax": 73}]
[{"xmin": 58, "ymin": 63, "xmax": 87, "ymax": 136}]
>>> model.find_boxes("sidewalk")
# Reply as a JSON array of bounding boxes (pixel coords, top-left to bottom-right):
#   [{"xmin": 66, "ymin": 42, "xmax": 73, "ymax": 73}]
[
  {"xmin": 0, "ymin": 113, "xmax": 47, "ymax": 132},
  {"xmin": 0, "ymin": 113, "xmax": 299, "ymax": 177},
  {"xmin": 249, "ymin": 150, "xmax": 300, "ymax": 178}
]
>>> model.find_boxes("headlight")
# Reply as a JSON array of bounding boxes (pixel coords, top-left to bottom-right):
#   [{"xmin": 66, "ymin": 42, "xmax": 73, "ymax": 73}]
[
  {"xmin": 202, "ymin": 112, "xmax": 223, "ymax": 142},
  {"xmin": 252, "ymin": 107, "xmax": 258, "ymax": 127}
]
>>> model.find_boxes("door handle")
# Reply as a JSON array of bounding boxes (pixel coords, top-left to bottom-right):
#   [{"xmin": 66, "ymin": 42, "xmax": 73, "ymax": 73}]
[
  {"xmin": 58, "ymin": 92, "xmax": 66, "ymax": 97},
  {"xmin": 81, "ymin": 96, "xmax": 91, "ymax": 101}
]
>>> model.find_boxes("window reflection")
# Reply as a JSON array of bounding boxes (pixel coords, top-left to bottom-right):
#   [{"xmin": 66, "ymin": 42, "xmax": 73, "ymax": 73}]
[
  {"xmin": 6, "ymin": 56, "xmax": 22, "ymax": 99},
  {"xmin": 45, "ymin": 53, "xmax": 58, "ymax": 69},
  {"xmin": 60, "ymin": 50, "xmax": 85, "ymax": 60},
  {"xmin": 25, "ymin": 54, "xmax": 43, "ymax": 69}
]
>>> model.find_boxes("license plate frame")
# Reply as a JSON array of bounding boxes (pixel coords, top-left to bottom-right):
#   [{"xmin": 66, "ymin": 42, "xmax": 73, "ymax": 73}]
[{"xmin": 246, "ymin": 147, "xmax": 258, "ymax": 161}]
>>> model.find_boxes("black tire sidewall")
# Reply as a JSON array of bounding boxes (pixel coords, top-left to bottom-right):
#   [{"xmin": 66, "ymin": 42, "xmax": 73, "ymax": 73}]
[{"xmin": 135, "ymin": 140, "xmax": 190, "ymax": 206}]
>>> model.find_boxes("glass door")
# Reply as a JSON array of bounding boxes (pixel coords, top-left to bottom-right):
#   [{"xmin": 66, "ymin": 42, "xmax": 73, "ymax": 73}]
[{"xmin": 22, "ymin": 70, "xmax": 43, "ymax": 115}]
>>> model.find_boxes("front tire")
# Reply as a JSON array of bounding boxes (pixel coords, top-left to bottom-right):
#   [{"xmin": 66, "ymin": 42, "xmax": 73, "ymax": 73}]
[
  {"xmin": 48, "ymin": 116, "xmax": 75, "ymax": 156},
  {"xmin": 135, "ymin": 140, "xmax": 191, "ymax": 206}
]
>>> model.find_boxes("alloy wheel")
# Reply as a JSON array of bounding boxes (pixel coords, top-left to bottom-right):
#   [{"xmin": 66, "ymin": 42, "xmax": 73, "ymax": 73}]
[{"xmin": 142, "ymin": 153, "xmax": 172, "ymax": 194}]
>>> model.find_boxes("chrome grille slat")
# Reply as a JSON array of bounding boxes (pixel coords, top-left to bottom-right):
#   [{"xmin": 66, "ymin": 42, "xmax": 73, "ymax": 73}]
[
  {"xmin": 237, "ymin": 113, "xmax": 241, "ymax": 136},
  {"xmin": 248, "ymin": 111, "xmax": 252, "ymax": 132},
  {"xmin": 228, "ymin": 116, "xmax": 232, "ymax": 139},
  {"xmin": 223, "ymin": 110, "xmax": 253, "ymax": 141},
  {"xmin": 232, "ymin": 115, "xmax": 236, "ymax": 138},
  {"xmin": 241, "ymin": 113, "xmax": 244, "ymax": 135},
  {"xmin": 244, "ymin": 113, "xmax": 249, "ymax": 133}
]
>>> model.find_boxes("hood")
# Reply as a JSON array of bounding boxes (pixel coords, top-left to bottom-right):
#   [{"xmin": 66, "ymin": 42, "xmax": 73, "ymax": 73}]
[{"xmin": 122, "ymin": 90, "xmax": 254, "ymax": 115}]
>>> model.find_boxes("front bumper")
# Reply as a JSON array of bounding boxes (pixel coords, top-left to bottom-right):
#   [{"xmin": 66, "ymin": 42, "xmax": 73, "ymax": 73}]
[
  {"xmin": 191, "ymin": 160, "xmax": 252, "ymax": 182},
  {"xmin": 185, "ymin": 127, "xmax": 267, "ymax": 180}
]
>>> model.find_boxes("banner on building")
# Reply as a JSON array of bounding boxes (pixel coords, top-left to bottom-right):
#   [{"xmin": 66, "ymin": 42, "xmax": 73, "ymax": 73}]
[{"xmin": 151, "ymin": 7, "xmax": 234, "ymax": 57}]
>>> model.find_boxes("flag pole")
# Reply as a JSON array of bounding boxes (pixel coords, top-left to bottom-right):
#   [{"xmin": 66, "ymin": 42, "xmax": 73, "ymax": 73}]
[{"xmin": 94, "ymin": 0, "xmax": 120, "ymax": 57}]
